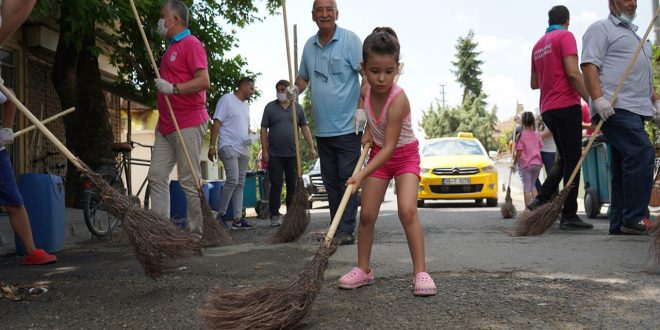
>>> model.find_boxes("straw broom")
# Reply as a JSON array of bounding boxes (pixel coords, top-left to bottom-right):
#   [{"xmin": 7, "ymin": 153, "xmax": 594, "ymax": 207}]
[
  {"xmin": 273, "ymin": 0, "xmax": 310, "ymax": 243},
  {"xmin": 200, "ymin": 143, "xmax": 371, "ymax": 329},
  {"xmin": 128, "ymin": 0, "xmax": 230, "ymax": 247},
  {"xmin": 0, "ymin": 83, "xmax": 201, "ymax": 278},
  {"xmin": 500, "ymin": 122, "xmax": 517, "ymax": 218},
  {"xmin": 515, "ymin": 7, "xmax": 660, "ymax": 236}
]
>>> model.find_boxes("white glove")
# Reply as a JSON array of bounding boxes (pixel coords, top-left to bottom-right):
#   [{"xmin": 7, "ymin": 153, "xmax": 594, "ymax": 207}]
[
  {"xmin": 0, "ymin": 91, "xmax": 6, "ymax": 104},
  {"xmin": 155, "ymin": 78, "xmax": 174, "ymax": 94},
  {"xmin": 242, "ymin": 134, "xmax": 259, "ymax": 146},
  {"xmin": 593, "ymin": 97, "xmax": 615, "ymax": 121},
  {"xmin": 654, "ymin": 100, "xmax": 660, "ymax": 127},
  {"xmin": 354, "ymin": 108, "xmax": 367, "ymax": 134},
  {"xmin": 285, "ymin": 85, "xmax": 299, "ymax": 100},
  {"xmin": 0, "ymin": 128, "xmax": 14, "ymax": 147}
]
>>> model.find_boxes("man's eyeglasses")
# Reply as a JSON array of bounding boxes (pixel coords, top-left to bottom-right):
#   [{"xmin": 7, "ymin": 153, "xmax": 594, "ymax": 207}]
[
  {"xmin": 313, "ymin": 7, "xmax": 335, "ymax": 15},
  {"xmin": 314, "ymin": 70, "xmax": 328, "ymax": 82}
]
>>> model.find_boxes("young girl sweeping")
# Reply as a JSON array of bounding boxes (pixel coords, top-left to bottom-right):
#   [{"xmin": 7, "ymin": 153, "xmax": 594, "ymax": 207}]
[
  {"xmin": 513, "ymin": 111, "xmax": 543, "ymax": 206},
  {"xmin": 338, "ymin": 27, "xmax": 436, "ymax": 296}
]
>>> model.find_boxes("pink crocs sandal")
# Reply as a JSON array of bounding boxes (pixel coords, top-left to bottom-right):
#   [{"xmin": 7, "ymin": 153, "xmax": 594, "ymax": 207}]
[
  {"xmin": 338, "ymin": 267, "xmax": 374, "ymax": 289},
  {"xmin": 413, "ymin": 272, "xmax": 436, "ymax": 296}
]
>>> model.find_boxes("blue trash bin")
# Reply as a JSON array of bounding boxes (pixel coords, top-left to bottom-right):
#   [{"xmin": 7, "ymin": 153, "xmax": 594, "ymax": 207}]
[
  {"xmin": 15, "ymin": 174, "xmax": 65, "ymax": 256},
  {"xmin": 169, "ymin": 181, "xmax": 210, "ymax": 228},
  {"xmin": 582, "ymin": 135, "xmax": 612, "ymax": 218}
]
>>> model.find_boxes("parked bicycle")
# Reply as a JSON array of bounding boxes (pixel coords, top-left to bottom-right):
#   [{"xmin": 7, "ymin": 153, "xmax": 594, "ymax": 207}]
[
  {"xmin": 82, "ymin": 141, "xmax": 153, "ymax": 237},
  {"xmin": 31, "ymin": 150, "xmax": 66, "ymax": 179}
]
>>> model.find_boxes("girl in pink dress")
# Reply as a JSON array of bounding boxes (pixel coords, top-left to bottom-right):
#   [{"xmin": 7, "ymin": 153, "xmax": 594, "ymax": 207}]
[{"xmin": 514, "ymin": 111, "xmax": 543, "ymax": 206}]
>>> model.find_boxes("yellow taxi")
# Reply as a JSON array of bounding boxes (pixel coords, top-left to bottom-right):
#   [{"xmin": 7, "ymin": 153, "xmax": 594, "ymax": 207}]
[{"xmin": 417, "ymin": 133, "xmax": 498, "ymax": 207}]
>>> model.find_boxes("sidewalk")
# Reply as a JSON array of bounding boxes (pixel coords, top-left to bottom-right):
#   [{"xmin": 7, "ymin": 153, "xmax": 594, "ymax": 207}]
[{"xmin": 0, "ymin": 208, "xmax": 92, "ymax": 256}]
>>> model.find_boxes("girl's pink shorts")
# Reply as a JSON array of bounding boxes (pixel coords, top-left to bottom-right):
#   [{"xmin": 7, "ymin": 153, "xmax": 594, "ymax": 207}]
[{"xmin": 369, "ymin": 140, "xmax": 420, "ymax": 180}]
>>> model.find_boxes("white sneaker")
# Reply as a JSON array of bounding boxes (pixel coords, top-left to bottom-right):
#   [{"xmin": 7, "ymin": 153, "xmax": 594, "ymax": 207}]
[{"xmin": 270, "ymin": 215, "xmax": 282, "ymax": 227}]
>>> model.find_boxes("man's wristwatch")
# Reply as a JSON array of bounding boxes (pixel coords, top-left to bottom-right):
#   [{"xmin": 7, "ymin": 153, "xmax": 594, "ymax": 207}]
[{"xmin": 173, "ymin": 84, "xmax": 179, "ymax": 95}]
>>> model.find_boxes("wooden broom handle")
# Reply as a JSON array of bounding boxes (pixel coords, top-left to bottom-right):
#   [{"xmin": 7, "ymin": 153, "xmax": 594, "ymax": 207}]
[
  {"xmin": 324, "ymin": 143, "xmax": 371, "ymax": 247},
  {"xmin": 281, "ymin": 0, "xmax": 302, "ymax": 174},
  {"xmin": 508, "ymin": 121, "xmax": 517, "ymax": 187},
  {"xmin": 565, "ymin": 6, "xmax": 660, "ymax": 187},
  {"xmin": 0, "ymin": 83, "xmax": 82, "ymax": 170},
  {"xmin": 13, "ymin": 107, "xmax": 75, "ymax": 138},
  {"xmin": 128, "ymin": 0, "xmax": 203, "ymax": 192}
]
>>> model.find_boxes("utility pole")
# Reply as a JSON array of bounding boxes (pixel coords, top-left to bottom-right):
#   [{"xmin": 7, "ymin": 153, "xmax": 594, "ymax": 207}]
[
  {"xmin": 654, "ymin": 0, "xmax": 660, "ymax": 45},
  {"xmin": 439, "ymin": 84, "xmax": 446, "ymax": 109}
]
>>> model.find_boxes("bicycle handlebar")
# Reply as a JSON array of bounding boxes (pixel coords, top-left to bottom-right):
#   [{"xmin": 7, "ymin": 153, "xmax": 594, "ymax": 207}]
[
  {"xmin": 31, "ymin": 150, "xmax": 59, "ymax": 163},
  {"xmin": 128, "ymin": 141, "xmax": 153, "ymax": 149}
]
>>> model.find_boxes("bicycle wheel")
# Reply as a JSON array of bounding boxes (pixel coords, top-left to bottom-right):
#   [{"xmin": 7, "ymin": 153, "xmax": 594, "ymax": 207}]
[{"xmin": 82, "ymin": 166, "xmax": 125, "ymax": 237}]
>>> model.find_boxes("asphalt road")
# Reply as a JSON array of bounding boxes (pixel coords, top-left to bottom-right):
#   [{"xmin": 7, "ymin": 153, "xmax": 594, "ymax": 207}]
[{"xmin": 1, "ymin": 161, "xmax": 658, "ymax": 329}]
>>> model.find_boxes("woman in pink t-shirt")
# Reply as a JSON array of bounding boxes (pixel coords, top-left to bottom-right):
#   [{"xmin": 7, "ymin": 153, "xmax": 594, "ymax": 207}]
[{"xmin": 514, "ymin": 112, "xmax": 544, "ymax": 206}]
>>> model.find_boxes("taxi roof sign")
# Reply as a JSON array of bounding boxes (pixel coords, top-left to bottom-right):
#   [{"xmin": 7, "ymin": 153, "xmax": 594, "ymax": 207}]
[{"xmin": 457, "ymin": 132, "xmax": 474, "ymax": 138}]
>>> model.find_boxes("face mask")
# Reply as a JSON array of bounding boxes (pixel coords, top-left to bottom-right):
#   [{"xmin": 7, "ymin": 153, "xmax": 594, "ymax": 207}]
[
  {"xmin": 613, "ymin": 1, "xmax": 636, "ymax": 24},
  {"xmin": 277, "ymin": 93, "xmax": 287, "ymax": 102},
  {"xmin": 157, "ymin": 18, "xmax": 169, "ymax": 38},
  {"xmin": 619, "ymin": 12, "xmax": 636, "ymax": 24}
]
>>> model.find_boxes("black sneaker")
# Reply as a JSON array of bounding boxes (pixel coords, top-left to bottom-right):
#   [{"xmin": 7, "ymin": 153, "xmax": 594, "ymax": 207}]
[
  {"xmin": 526, "ymin": 198, "xmax": 546, "ymax": 211},
  {"xmin": 334, "ymin": 231, "xmax": 355, "ymax": 245},
  {"xmin": 231, "ymin": 219, "xmax": 254, "ymax": 230},
  {"xmin": 621, "ymin": 219, "xmax": 654, "ymax": 235},
  {"xmin": 559, "ymin": 214, "xmax": 594, "ymax": 230}
]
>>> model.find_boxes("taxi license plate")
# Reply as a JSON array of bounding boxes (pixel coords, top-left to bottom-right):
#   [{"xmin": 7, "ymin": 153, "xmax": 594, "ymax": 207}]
[{"xmin": 442, "ymin": 177, "xmax": 470, "ymax": 185}]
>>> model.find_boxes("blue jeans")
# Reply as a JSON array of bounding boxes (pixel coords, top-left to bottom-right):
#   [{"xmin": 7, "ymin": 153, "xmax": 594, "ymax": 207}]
[
  {"xmin": 316, "ymin": 133, "xmax": 361, "ymax": 235},
  {"xmin": 599, "ymin": 109, "xmax": 654, "ymax": 233}
]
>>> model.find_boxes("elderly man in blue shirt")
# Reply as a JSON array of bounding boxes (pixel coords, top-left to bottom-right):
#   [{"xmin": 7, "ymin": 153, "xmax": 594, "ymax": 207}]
[
  {"xmin": 581, "ymin": 0, "xmax": 659, "ymax": 235},
  {"xmin": 290, "ymin": 0, "xmax": 362, "ymax": 245}
]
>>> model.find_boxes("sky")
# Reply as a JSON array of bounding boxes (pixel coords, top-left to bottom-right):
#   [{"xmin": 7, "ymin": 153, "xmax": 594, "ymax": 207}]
[{"xmin": 227, "ymin": 0, "xmax": 656, "ymax": 135}]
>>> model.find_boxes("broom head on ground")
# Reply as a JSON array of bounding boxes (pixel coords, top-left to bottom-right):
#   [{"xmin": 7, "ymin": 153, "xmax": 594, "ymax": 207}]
[
  {"xmin": 80, "ymin": 163, "xmax": 203, "ymax": 278},
  {"xmin": 272, "ymin": 177, "xmax": 311, "ymax": 243},
  {"xmin": 500, "ymin": 186, "xmax": 517, "ymax": 219},
  {"xmin": 513, "ymin": 185, "xmax": 570, "ymax": 236},
  {"xmin": 199, "ymin": 240, "xmax": 338, "ymax": 329}
]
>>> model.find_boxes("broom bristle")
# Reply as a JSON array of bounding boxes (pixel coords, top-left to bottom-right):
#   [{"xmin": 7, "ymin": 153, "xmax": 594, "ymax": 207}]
[
  {"xmin": 272, "ymin": 177, "xmax": 311, "ymax": 243},
  {"xmin": 651, "ymin": 221, "xmax": 660, "ymax": 264},
  {"xmin": 81, "ymin": 163, "xmax": 202, "ymax": 278},
  {"xmin": 200, "ymin": 198, "xmax": 232, "ymax": 247},
  {"xmin": 199, "ymin": 241, "xmax": 339, "ymax": 329},
  {"xmin": 500, "ymin": 187, "xmax": 517, "ymax": 219},
  {"xmin": 513, "ymin": 186, "xmax": 570, "ymax": 236}
]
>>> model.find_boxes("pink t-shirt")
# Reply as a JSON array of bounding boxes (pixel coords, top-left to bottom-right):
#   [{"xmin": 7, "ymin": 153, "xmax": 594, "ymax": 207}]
[
  {"xmin": 156, "ymin": 33, "xmax": 209, "ymax": 135},
  {"xmin": 516, "ymin": 129, "xmax": 543, "ymax": 168},
  {"xmin": 531, "ymin": 29, "xmax": 580, "ymax": 113}
]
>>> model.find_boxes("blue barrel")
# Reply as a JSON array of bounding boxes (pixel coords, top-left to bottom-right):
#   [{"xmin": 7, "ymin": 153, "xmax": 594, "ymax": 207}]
[
  {"xmin": 169, "ymin": 181, "xmax": 210, "ymax": 223},
  {"xmin": 15, "ymin": 174, "xmax": 65, "ymax": 256},
  {"xmin": 243, "ymin": 172, "xmax": 257, "ymax": 208},
  {"xmin": 207, "ymin": 180, "xmax": 224, "ymax": 212}
]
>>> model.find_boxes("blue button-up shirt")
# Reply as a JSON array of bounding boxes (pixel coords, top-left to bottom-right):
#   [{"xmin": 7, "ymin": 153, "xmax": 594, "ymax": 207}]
[
  {"xmin": 581, "ymin": 14, "xmax": 654, "ymax": 118},
  {"xmin": 298, "ymin": 26, "xmax": 362, "ymax": 137}
]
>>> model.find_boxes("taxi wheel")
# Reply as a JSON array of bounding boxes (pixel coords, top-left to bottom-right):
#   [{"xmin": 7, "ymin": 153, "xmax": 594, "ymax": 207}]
[
  {"xmin": 486, "ymin": 198, "xmax": 498, "ymax": 207},
  {"xmin": 417, "ymin": 199, "xmax": 425, "ymax": 208}
]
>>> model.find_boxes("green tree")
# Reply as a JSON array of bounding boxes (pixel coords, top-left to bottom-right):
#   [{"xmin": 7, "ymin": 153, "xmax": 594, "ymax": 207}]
[
  {"xmin": 451, "ymin": 30, "xmax": 486, "ymax": 103},
  {"xmin": 31, "ymin": 0, "xmax": 279, "ymax": 204},
  {"xmin": 298, "ymin": 88, "xmax": 317, "ymax": 173},
  {"xmin": 421, "ymin": 31, "xmax": 499, "ymax": 150}
]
